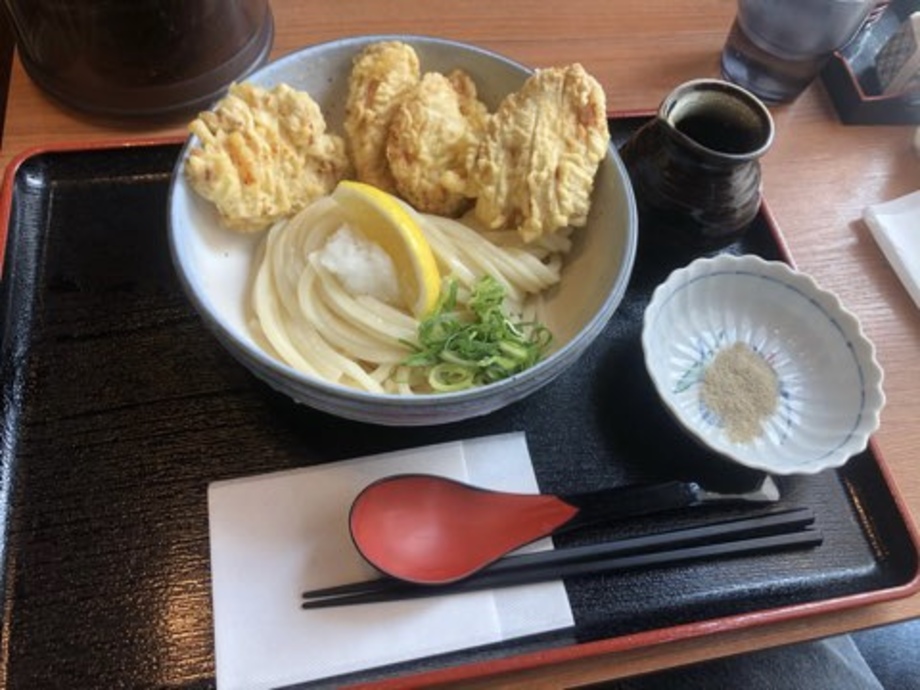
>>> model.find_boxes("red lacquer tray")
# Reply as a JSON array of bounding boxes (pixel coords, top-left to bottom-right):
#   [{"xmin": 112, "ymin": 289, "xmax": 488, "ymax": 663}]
[{"xmin": 0, "ymin": 116, "xmax": 917, "ymax": 689}]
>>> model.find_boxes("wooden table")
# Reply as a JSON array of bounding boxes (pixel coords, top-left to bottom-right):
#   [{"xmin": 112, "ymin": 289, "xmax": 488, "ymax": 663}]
[{"xmin": 1, "ymin": 1, "xmax": 918, "ymax": 688}]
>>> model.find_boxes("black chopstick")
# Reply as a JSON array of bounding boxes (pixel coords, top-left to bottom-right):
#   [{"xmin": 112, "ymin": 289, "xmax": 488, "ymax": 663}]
[
  {"xmin": 303, "ymin": 507, "xmax": 814, "ymax": 599},
  {"xmin": 302, "ymin": 530, "xmax": 822, "ymax": 608},
  {"xmin": 302, "ymin": 507, "xmax": 820, "ymax": 609}
]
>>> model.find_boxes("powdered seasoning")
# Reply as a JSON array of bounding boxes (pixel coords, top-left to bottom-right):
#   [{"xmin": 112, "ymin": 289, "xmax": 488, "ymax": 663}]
[{"xmin": 701, "ymin": 342, "xmax": 778, "ymax": 443}]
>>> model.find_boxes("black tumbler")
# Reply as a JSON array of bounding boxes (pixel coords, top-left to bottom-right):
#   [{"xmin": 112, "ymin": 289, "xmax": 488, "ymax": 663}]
[{"xmin": 2, "ymin": 0, "xmax": 274, "ymax": 118}]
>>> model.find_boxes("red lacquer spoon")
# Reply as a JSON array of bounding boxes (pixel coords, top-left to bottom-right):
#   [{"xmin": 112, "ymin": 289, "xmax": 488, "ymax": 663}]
[{"xmin": 348, "ymin": 473, "xmax": 779, "ymax": 584}]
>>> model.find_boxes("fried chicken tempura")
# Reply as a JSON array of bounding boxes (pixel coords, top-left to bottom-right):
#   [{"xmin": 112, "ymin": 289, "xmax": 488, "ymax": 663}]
[
  {"xmin": 344, "ymin": 41, "xmax": 421, "ymax": 193},
  {"xmin": 470, "ymin": 63, "xmax": 609, "ymax": 243},
  {"xmin": 446, "ymin": 69, "xmax": 490, "ymax": 133},
  {"xmin": 185, "ymin": 82, "xmax": 349, "ymax": 233},
  {"xmin": 386, "ymin": 71, "xmax": 488, "ymax": 216}
]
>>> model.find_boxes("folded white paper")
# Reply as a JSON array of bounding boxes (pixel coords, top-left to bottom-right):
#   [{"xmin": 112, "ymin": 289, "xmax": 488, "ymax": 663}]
[
  {"xmin": 864, "ymin": 190, "xmax": 920, "ymax": 310},
  {"xmin": 208, "ymin": 432, "xmax": 573, "ymax": 689}
]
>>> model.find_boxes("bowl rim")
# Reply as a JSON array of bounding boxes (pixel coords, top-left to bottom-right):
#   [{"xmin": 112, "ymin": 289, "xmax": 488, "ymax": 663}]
[
  {"xmin": 166, "ymin": 33, "xmax": 639, "ymax": 414},
  {"xmin": 641, "ymin": 253, "xmax": 885, "ymax": 474}
]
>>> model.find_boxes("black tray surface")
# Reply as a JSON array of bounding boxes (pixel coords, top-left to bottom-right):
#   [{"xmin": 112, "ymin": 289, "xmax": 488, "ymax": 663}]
[{"xmin": 1, "ymin": 119, "xmax": 917, "ymax": 689}]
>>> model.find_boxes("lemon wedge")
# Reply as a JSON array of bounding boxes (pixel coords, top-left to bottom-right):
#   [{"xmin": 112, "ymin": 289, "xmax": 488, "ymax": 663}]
[{"xmin": 332, "ymin": 180, "xmax": 441, "ymax": 317}]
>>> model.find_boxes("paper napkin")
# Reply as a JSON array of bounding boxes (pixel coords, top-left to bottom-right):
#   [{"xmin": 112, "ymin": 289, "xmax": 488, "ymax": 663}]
[
  {"xmin": 864, "ymin": 190, "xmax": 920, "ymax": 310},
  {"xmin": 207, "ymin": 432, "xmax": 574, "ymax": 689}
]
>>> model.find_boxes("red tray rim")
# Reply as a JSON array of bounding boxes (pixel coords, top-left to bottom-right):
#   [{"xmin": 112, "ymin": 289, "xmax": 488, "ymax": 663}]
[{"xmin": 0, "ymin": 119, "xmax": 918, "ymax": 689}]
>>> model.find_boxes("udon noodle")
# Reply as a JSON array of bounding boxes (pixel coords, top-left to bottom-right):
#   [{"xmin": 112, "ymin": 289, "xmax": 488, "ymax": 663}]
[{"xmin": 250, "ymin": 195, "xmax": 570, "ymax": 393}]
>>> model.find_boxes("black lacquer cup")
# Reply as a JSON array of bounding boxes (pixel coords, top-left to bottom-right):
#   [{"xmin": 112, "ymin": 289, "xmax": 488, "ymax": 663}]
[
  {"xmin": 3, "ymin": 0, "xmax": 274, "ymax": 119},
  {"xmin": 619, "ymin": 78, "xmax": 774, "ymax": 252}
]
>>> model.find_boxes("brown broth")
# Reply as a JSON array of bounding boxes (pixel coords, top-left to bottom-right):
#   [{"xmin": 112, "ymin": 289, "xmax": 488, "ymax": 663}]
[{"xmin": 675, "ymin": 112, "xmax": 763, "ymax": 154}]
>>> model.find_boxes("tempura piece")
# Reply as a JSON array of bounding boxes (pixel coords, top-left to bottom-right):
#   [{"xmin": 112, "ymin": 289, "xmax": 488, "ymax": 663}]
[
  {"xmin": 469, "ymin": 63, "xmax": 608, "ymax": 243},
  {"xmin": 344, "ymin": 41, "xmax": 421, "ymax": 193},
  {"xmin": 185, "ymin": 82, "xmax": 349, "ymax": 233},
  {"xmin": 386, "ymin": 71, "xmax": 488, "ymax": 216},
  {"xmin": 446, "ymin": 68, "xmax": 490, "ymax": 133}
]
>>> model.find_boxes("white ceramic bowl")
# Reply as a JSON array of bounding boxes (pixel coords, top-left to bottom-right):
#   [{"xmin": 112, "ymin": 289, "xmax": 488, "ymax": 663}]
[
  {"xmin": 641, "ymin": 254, "xmax": 884, "ymax": 474},
  {"xmin": 168, "ymin": 35, "xmax": 638, "ymax": 426}
]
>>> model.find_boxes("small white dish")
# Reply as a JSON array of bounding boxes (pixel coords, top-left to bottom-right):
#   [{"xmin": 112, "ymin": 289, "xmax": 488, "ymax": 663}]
[{"xmin": 641, "ymin": 254, "xmax": 885, "ymax": 475}]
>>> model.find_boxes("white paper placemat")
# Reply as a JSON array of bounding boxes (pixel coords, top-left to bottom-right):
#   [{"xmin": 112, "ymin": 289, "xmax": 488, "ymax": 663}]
[
  {"xmin": 208, "ymin": 432, "xmax": 573, "ymax": 689},
  {"xmin": 864, "ymin": 190, "xmax": 920, "ymax": 310}
]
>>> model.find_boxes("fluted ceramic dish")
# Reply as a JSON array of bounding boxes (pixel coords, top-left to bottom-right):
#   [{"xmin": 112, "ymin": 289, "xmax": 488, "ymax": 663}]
[
  {"xmin": 641, "ymin": 254, "xmax": 884, "ymax": 475},
  {"xmin": 168, "ymin": 35, "xmax": 638, "ymax": 426}
]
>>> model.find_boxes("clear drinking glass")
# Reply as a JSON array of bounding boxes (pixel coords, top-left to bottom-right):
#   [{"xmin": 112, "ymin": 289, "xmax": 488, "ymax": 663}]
[{"xmin": 721, "ymin": 0, "xmax": 875, "ymax": 103}]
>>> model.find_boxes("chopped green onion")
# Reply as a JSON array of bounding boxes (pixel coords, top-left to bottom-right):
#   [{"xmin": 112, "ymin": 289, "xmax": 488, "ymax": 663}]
[
  {"xmin": 428, "ymin": 364, "xmax": 474, "ymax": 391},
  {"xmin": 401, "ymin": 275, "xmax": 552, "ymax": 392}
]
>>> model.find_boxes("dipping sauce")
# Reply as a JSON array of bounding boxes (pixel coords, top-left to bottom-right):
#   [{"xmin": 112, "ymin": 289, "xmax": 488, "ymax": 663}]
[{"xmin": 675, "ymin": 110, "xmax": 765, "ymax": 154}]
